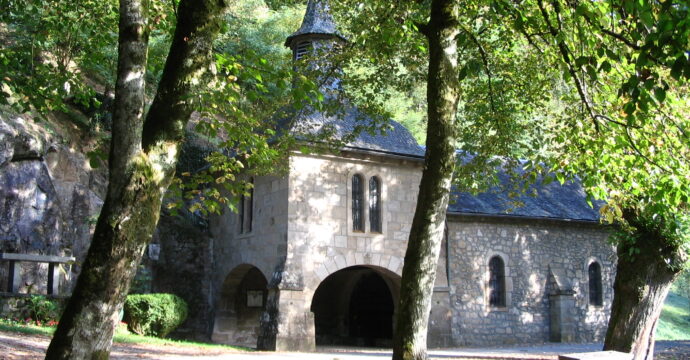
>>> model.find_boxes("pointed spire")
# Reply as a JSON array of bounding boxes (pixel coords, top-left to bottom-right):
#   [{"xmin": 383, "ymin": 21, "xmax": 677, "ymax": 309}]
[{"xmin": 285, "ymin": 0, "xmax": 346, "ymax": 48}]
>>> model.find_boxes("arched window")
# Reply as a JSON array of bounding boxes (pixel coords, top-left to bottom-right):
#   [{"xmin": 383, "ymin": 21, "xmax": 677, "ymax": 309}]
[
  {"xmin": 589, "ymin": 262, "xmax": 603, "ymax": 306},
  {"xmin": 295, "ymin": 41, "xmax": 312, "ymax": 60},
  {"xmin": 352, "ymin": 174, "xmax": 364, "ymax": 232},
  {"xmin": 239, "ymin": 178, "xmax": 253, "ymax": 234},
  {"xmin": 489, "ymin": 256, "xmax": 506, "ymax": 307},
  {"xmin": 369, "ymin": 177, "xmax": 381, "ymax": 233}
]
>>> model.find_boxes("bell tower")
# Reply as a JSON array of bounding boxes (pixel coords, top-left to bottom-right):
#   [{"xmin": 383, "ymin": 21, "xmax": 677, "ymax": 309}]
[{"xmin": 285, "ymin": 0, "xmax": 347, "ymax": 61}]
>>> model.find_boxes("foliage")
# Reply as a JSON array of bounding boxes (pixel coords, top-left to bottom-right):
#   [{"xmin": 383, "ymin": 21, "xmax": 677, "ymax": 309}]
[
  {"xmin": 328, "ymin": 0, "xmax": 558, "ymax": 195},
  {"xmin": 493, "ymin": 0, "xmax": 690, "ymax": 233},
  {"xmin": 21, "ymin": 295, "xmax": 61, "ymax": 325},
  {"xmin": 0, "ymin": 0, "xmax": 118, "ymax": 114},
  {"xmin": 123, "ymin": 294, "xmax": 188, "ymax": 338}
]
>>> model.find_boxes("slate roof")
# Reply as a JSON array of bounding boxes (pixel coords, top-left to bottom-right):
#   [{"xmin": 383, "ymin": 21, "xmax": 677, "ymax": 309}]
[
  {"xmin": 448, "ymin": 165, "xmax": 601, "ymax": 222},
  {"xmin": 285, "ymin": 0, "xmax": 347, "ymax": 46},
  {"xmin": 282, "ymin": 105, "xmax": 425, "ymax": 158}
]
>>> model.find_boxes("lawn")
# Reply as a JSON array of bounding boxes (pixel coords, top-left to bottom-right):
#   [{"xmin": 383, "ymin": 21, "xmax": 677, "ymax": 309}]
[
  {"xmin": 0, "ymin": 319, "xmax": 249, "ymax": 350},
  {"xmin": 656, "ymin": 291, "xmax": 690, "ymax": 340}
]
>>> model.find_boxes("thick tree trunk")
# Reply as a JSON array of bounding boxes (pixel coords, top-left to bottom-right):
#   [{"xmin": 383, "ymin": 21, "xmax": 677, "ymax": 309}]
[
  {"xmin": 45, "ymin": 1, "xmax": 227, "ymax": 359},
  {"xmin": 604, "ymin": 213, "xmax": 686, "ymax": 360},
  {"xmin": 392, "ymin": 1, "xmax": 460, "ymax": 360}
]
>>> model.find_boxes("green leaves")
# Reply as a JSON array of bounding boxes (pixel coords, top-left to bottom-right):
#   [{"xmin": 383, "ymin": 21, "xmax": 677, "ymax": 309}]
[
  {"xmin": 671, "ymin": 55, "xmax": 688, "ymax": 80},
  {"xmin": 0, "ymin": 0, "xmax": 119, "ymax": 114}
]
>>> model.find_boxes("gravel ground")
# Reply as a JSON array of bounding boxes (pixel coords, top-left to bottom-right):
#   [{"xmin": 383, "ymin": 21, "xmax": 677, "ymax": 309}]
[{"xmin": 2, "ymin": 331, "xmax": 689, "ymax": 360}]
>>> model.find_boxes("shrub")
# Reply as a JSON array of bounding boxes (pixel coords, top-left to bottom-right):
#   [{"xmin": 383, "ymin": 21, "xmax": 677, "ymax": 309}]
[
  {"xmin": 23, "ymin": 295, "xmax": 61, "ymax": 325},
  {"xmin": 123, "ymin": 293, "xmax": 188, "ymax": 338}
]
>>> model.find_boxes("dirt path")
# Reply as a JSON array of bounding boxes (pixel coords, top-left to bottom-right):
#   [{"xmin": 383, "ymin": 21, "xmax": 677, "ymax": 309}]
[{"xmin": 2, "ymin": 330, "xmax": 690, "ymax": 360}]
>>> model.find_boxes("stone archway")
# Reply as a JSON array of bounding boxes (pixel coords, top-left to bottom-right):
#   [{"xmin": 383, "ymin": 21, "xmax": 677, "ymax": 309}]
[
  {"xmin": 212, "ymin": 264, "xmax": 267, "ymax": 347},
  {"xmin": 310, "ymin": 265, "xmax": 400, "ymax": 347}
]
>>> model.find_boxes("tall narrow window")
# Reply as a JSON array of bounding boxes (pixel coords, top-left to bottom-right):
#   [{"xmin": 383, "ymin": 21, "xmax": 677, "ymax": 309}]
[
  {"xmin": 589, "ymin": 262, "xmax": 603, "ymax": 306},
  {"xmin": 369, "ymin": 177, "xmax": 381, "ymax": 233},
  {"xmin": 489, "ymin": 256, "xmax": 506, "ymax": 307},
  {"xmin": 352, "ymin": 174, "xmax": 364, "ymax": 232},
  {"xmin": 239, "ymin": 179, "xmax": 254, "ymax": 234}
]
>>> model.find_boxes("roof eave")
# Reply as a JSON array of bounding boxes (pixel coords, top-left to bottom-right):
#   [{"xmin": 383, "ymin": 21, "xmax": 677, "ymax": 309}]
[{"xmin": 445, "ymin": 211, "xmax": 602, "ymax": 224}]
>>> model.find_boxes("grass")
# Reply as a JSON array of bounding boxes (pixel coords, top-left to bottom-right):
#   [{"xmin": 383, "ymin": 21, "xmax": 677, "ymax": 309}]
[
  {"xmin": 0, "ymin": 321, "xmax": 54, "ymax": 337},
  {"xmin": 656, "ymin": 291, "xmax": 690, "ymax": 340},
  {"xmin": 0, "ymin": 320, "xmax": 250, "ymax": 351}
]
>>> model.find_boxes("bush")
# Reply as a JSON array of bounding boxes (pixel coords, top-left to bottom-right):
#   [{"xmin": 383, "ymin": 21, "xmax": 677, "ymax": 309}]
[
  {"xmin": 123, "ymin": 293, "xmax": 188, "ymax": 338},
  {"xmin": 23, "ymin": 295, "xmax": 61, "ymax": 325}
]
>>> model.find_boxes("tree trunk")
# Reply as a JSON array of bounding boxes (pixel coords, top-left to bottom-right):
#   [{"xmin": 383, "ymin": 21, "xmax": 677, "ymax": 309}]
[
  {"xmin": 604, "ymin": 213, "xmax": 686, "ymax": 360},
  {"xmin": 45, "ymin": 1, "xmax": 227, "ymax": 359},
  {"xmin": 392, "ymin": 1, "xmax": 460, "ymax": 360}
]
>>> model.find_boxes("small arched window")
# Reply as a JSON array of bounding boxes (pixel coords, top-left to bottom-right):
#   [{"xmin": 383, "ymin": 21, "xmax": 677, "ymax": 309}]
[
  {"xmin": 489, "ymin": 256, "xmax": 506, "ymax": 307},
  {"xmin": 295, "ymin": 41, "xmax": 312, "ymax": 60},
  {"xmin": 589, "ymin": 262, "xmax": 603, "ymax": 306},
  {"xmin": 352, "ymin": 174, "xmax": 364, "ymax": 232},
  {"xmin": 369, "ymin": 177, "xmax": 382, "ymax": 233}
]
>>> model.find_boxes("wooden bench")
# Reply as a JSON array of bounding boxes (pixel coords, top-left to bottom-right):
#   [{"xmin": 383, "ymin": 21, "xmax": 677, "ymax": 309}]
[{"xmin": 0, "ymin": 253, "xmax": 75, "ymax": 295}]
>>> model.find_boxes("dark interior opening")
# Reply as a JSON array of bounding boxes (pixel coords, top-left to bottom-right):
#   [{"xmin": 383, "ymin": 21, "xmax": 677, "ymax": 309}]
[{"xmin": 311, "ymin": 266, "xmax": 396, "ymax": 347}]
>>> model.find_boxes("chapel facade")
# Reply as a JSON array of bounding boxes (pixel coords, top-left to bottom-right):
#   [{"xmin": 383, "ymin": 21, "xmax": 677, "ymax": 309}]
[{"xmin": 207, "ymin": 0, "xmax": 615, "ymax": 351}]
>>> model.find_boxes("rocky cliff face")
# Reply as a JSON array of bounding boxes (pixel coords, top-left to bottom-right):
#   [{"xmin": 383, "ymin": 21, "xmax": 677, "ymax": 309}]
[
  {"xmin": 0, "ymin": 107, "xmax": 218, "ymax": 340},
  {"xmin": 0, "ymin": 109, "xmax": 107, "ymax": 294}
]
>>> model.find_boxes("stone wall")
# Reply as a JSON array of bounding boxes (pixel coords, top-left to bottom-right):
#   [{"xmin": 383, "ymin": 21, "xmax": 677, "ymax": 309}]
[
  {"xmin": 208, "ymin": 174, "xmax": 290, "ymax": 345},
  {"xmin": 0, "ymin": 111, "xmax": 106, "ymax": 295},
  {"xmin": 150, "ymin": 212, "xmax": 214, "ymax": 340},
  {"xmin": 286, "ymin": 151, "xmax": 426, "ymax": 292},
  {"xmin": 446, "ymin": 216, "xmax": 615, "ymax": 346}
]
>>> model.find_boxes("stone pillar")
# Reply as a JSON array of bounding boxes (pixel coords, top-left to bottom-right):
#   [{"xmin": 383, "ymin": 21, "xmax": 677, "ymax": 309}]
[
  {"xmin": 257, "ymin": 259, "xmax": 314, "ymax": 352},
  {"xmin": 549, "ymin": 290, "xmax": 576, "ymax": 342},
  {"xmin": 257, "ymin": 288, "xmax": 315, "ymax": 351},
  {"xmin": 7, "ymin": 260, "xmax": 21, "ymax": 293},
  {"xmin": 427, "ymin": 287, "xmax": 454, "ymax": 348},
  {"xmin": 548, "ymin": 265, "xmax": 576, "ymax": 343}
]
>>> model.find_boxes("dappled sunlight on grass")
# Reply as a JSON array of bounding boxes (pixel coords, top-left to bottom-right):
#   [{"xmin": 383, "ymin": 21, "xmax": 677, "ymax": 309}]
[
  {"xmin": 0, "ymin": 319, "xmax": 250, "ymax": 351},
  {"xmin": 656, "ymin": 292, "xmax": 690, "ymax": 340}
]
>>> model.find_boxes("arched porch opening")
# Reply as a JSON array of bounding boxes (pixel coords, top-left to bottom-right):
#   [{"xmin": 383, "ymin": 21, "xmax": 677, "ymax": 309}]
[
  {"xmin": 212, "ymin": 264, "xmax": 267, "ymax": 347},
  {"xmin": 310, "ymin": 265, "xmax": 400, "ymax": 347}
]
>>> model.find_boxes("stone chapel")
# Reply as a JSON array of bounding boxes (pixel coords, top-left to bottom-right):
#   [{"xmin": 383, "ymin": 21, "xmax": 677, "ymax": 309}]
[{"xmin": 206, "ymin": 0, "xmax": 616, "ymax": 352}]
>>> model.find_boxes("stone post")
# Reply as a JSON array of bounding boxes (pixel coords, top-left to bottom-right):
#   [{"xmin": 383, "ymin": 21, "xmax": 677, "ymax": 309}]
[
  {"xmin": 548, "ymin": 265, "xmax": 576, "ymax": 342},
  {"xmin": 7, "ymin": 260, "xmax": 21, "ymax": 293},
  {"xmin": 257, "ymin": 259, "xmax": 315, "ymax": 351},
  {"xmin": 550, "ymin": 289, "xmax": 576, "ymax": 342},
  {"xmin": 428, "ymin": 287, "xmax": 454, "ymax": 347},
  {"xmin": 257, "ymin": 288, "xmax": 315, "ymax": 351}
]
